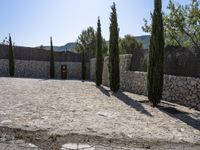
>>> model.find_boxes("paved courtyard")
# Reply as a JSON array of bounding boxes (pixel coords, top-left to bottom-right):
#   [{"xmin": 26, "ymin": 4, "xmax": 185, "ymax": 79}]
[{"xmin": 0, "ymin": 77, "xmax": 200, "ymax": 150}]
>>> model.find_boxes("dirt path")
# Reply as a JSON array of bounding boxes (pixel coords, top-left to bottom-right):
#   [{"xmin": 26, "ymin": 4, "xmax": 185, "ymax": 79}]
[{"xmin": 0, "ymin": 78, "xmax": 200, "ymax": 149}]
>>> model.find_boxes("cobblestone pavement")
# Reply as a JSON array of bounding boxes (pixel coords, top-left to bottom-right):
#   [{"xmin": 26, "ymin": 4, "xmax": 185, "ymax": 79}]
[
  {"xmin": 0, "ymin": 138, "xmax": 39, "ymax": 150},
  {"xmin": 0, "ymin": 137, "xmax": 200, "ymax": 150},
  {"xmin": 0, "ymin": 78, "xmax": 200, "ymax": 150}
]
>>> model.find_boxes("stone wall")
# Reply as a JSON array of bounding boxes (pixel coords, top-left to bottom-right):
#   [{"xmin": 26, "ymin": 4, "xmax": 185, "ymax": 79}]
[
  {"xmin": 0, "ymin": 44, "xmax": 89, "ymax": 62},
  {"xmin": 130, "ymin": 47, "xmax": 200, "ymax": 78},
  {"xmin": 0, "ymin": 59, "xmax": 89, "ymax": 79},
  {"xmin": 90, "ymin": 54, "xmax": 200, "ymax": 110},
  {"xmin": 90, "ymin": 58, "xmax": 96, "ymax": 81}
]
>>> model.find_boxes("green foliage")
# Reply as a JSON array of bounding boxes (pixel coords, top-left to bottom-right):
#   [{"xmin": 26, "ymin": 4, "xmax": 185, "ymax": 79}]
[
  {"xmin": 50, "ymin": 37, "xmax": 55, "ymax": 78},
  {"xmin": 81, "ymin": 51, "xmax": 86, "ymax": 80},
  {"xmin": 147, "ymin": 0, "xmax": 164, "ymax": 106},
  {"xmin": 109, "ymin": 2, "xmax": 120, "ymax": 92},
  {"xmin": 119, "ymin": 35, "xmax": 143, "ymax": 54},
  {"xmin": 75, "ymin": 27, "xmax": 96, "ymax": 58},
  {"xmin": 164, "ymin": 0, "xmax": 200, "ymax": 49},
  {"xmin": 75, "ymin": 27, "xmax": 108, "ymax": 58},
  {"xmin": 142, "ymin": 0, "xmax": 200, "ymax": 50},
  {"xmin": 8, "ymin": 34, "xmax": 15, "ymax": 77},
  {"xmin": 95, "ymin": 17, "xmax": 103, "ymax": 86},
  {"xmin": 40, "ymin": 45, "xmax": 44, "ymax": 49}
]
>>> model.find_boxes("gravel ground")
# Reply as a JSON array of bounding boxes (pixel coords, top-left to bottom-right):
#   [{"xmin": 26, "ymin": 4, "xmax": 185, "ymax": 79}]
[{"xmin": 0, "ymin": 77, "xmax": 200, "ymax": 150}]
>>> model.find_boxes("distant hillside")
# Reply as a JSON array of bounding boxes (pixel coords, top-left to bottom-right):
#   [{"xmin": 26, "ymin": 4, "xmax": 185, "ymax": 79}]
[
  {"xmin": 99, "ymin": 35, "xmax": 150, "ymax": 50},
  {"xmin": 135, "ymin": 35, "xmax": 150, "ymax": 49},
  {"xmin": 36, "ymin": 35, "xmax": 150, "ymax": 52},
  {"xmin": 37, "ymin": 42, "xmax": 76, "ymax": 52}
]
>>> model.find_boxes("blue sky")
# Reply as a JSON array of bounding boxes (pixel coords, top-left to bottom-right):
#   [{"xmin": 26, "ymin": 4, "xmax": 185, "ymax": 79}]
[{"xmin": 0, "ymin": 0, "xmax": 189, "ymax": 47}]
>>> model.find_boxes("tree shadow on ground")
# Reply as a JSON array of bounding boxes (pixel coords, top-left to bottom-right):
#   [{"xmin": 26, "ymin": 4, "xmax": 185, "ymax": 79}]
[
  {"xmin": 97, "ymin": 86, "xmax": 111, "ymax": 97},
  {"xmin": 158, "ymin": 106, "xmax": 200, "ymax": 131},
  {"xmin": 113, "ymin": 91, "xmax": 153, "ymax": 117},
  {"xmin": 96, "ymin": 86, "xmax": 152, "ymax": 116}
]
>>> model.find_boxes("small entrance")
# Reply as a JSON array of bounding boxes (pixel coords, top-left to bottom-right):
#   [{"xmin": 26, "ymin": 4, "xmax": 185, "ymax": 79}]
[{"xmin": 61, "ymin": 65, "xmax": 67, "ymax": 79}]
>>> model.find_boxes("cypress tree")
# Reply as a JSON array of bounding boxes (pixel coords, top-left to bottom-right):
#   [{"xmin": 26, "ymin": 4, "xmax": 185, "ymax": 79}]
[
  {"xmin": 95, "ymin": 17, "xmax": 103, "ymax": 86},
  {"xmin": 147, "ymin": 0, "xmax": 164, "ymax": 106},
  {"xmin": 50, "ymin": 37, "xmax": 55, "ymax": 78},
  {"xmin": 8, "ymin": 34, "xmax": 15, "ymax": 77},
  {"xmin": 81, "ymin": 50, "xmax": 86, "ymax": 80},
  {"xmin": 109, "ymin": 3, "xmax": 120, "ymax": 92}
]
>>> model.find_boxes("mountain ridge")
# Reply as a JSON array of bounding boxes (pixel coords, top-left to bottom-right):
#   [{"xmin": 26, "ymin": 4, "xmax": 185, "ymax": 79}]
[
  {"xmin": 36, "ymin": 35, "xmax": 150, "ymax": 52},
  {"xmin": 134, "ymin": 35, "xmax": 150, "ymax": 49},
  {"xmin": 36, "ymin": 42, "xmax": 77, "ymax": 52}
]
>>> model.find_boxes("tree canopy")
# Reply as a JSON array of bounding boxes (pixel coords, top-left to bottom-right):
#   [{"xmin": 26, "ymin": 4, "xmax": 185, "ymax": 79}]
[
  {"xmin": 75, "ymin": 26, "xmax": 108, "ymax": 58},
  {"xmin": 142, "ymin": 0, "xmax": 200, "ymax": 51},
  {"xmin": 75, "ymin": 27, "xmax": 96, "ymax": 58},
  {"xmin": 119, "ymin": 35, "xmax": 143, "ymax": 54}
]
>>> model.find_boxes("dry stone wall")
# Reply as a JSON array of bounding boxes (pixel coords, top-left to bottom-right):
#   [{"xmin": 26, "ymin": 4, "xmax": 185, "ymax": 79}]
[
  {"xmin": 0, "ymin": 45, "xmax": 89, "ymax": 62},
  {"xmin": 90, "ymin": 58, "xmax": 96, "ymax": 81},
  {"xmin": 90, "ymin": 54, "xmax": 200, "ymax": 110},
  {"xmin": 0, "ymin": 59, "xmax": 89, "ymax": 79}
]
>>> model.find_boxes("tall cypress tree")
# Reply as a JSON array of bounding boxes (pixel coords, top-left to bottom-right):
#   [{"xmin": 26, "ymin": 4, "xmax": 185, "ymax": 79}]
[
  {"xmin": 147, "ymin": 0, "xmax": 164, "ymax": 106},
  {"xmin": 8, "ymin": 34, "xmax": 15, "ymax": 77},
  {"xmin": 50, "ymin": 37, "xmax": 55, "ymax": 78},
  {"xmin": 81, "ymin": 50, "xmax": 86, "ymax": 80},
  {"xmin": 109, "ymin": 2, "xmax": 120, "ymax": 92},
  {"xmin": 95, "ymin": 17, "xmax": 103, "ymax": 86}
]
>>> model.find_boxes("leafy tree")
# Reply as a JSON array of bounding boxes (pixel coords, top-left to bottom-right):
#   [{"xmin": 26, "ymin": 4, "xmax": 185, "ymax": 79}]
[
  {"xmin": 142, "ymin": 0, "xmax": 200, "ymax": 51},
  {"xmin": 40, "ymin": 45, "xmax": 44, "ymax": 49},
  {"xmin": 75, "ymin": 27, "xmax": 96, "ymax": 58},
  {"xmin": 119, "ymin": 35, "xmax": 143, "ymax": 54},
  {"xmin": 8, "ymin": 34, "xmax": 15, "ymax": 77},
  {"xmin": 75, "ymin": 27, "xmax": 108, "ymax": 58},
  {"xmin": 50, "ymin": 37, "xmax": 55, "ymax": 78},
  {"xmin": 109, "ymin": 2, "xmax": 120, "ymax": 92},
  {"xmin": 81, "ymin": 50, "xmax": 86, "ymax": 80},
  {"xmin": 164, "ymin": 0, "xmax": 200, "ymax": 50},
  {"xmin": 95, "ymin": 17, "xmax": 103, "ymax": 86},
  {"xmin": 147, "ymin": 0, "xmax": 164, "ymax": 106}
]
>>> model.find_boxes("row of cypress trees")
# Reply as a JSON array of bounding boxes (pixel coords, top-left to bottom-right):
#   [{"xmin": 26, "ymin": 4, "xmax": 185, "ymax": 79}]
[
  {"xmin": 6, "ymin": 35, "xmax": 55, "ymax": 79},
  {"xmin": 7, "ymin": 0, "xmax": 164, "ymax": 106},
  {"xmin": 95, "ymin": 0, "xmax": 164, "ymax": 106},
  {"xmin": 95, "ymin": 3, "xmax": 120, "ymax": 93}
]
